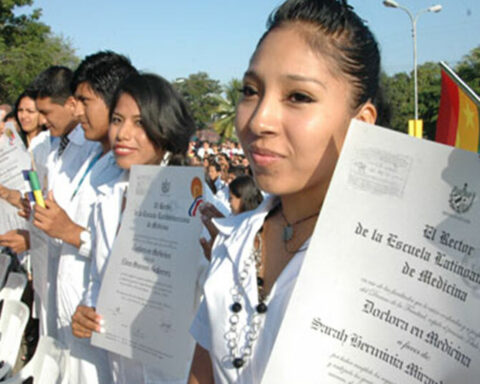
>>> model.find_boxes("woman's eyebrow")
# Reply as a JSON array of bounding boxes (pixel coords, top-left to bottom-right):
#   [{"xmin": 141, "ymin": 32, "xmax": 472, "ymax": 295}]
[{"xmin": 285, "ymin": 74, "xmax": 326, "ymax": 89}]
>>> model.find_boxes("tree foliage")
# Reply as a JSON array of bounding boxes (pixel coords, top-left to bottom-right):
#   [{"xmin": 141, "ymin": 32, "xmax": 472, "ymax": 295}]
[
  {"xmin": 456, "ymin": 46, "xmax": 480, "ymax": 97},
  {"xmin": 381, "ymin": 45, "xmax": 480, "ymax": 140},
  {"xmin": 213, "ymin": 78, "xmax": 242, "ymax": 141},
  {"xmin": 0, "ymin": 0, "xmax": 78, "ymax": 103},
  {"xmin": 172, "ymin": 72, "xmax": 222, "ymax": 130}
]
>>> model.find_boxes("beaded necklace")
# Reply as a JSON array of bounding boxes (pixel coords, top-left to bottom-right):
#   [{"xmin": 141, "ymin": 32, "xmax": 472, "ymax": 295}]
[{"xmin": 226, "ymin": 229, "xmax": 267, "ymax": 369}]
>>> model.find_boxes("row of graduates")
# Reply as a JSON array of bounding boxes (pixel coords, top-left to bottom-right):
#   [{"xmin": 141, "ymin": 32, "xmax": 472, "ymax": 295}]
[
  {"xmin": 1, "ymin": 0, "xmax": 386, "ymax": 383},
  {"xmin": 1, "ymin": 53, "xmax": 199, "ymax": 383}
]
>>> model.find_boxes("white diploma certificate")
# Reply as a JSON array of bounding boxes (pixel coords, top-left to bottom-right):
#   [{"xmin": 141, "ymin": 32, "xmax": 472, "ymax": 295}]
[
  {"xmin": 263, "ymin": 120, "xmax": 480, "ymax": 384},
  {"xmin": 28, "ymin": 222, "xmax": 50, "ymax": 303},
  {"xmin": 0, "ymin": 123, "xmax": 29, "ymax": 234},
  {"xmin": 92, "ymin": 165, "xmax": 204, "ymax": 378},
  {"xmin": 0, "ymin": 122, "xmax": 31, "ymax": 190},
  {"xmin": 0, "ymin": 200, "xmax": 26, "ymax": 235}
]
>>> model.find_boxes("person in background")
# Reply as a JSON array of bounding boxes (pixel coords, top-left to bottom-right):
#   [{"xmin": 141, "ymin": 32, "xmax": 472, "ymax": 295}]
[
  {"xmin": 14, "ymin": 90, "xmax": 45, "ymax": 148},
  {"xmin": 188, "ymin": 0, "xmax": 379, "ymax": 382},
  {"xmin": 197, "ymin": 140, "xmax": 213, "ymax": 159},
  {"xmin": 226, "ymin": 165, "xmax": 246, "ymax": 184},
  {"xmin": 228, "ymin": 175, "xmax": 264, "ymax": 215},
  {"xmin": 207, "ymin": 160, "xmax": 230, "ymax": 210},
  {"xmin": 189, "ymin": 154, "xmax": 203, "ymax": 166},
  {"xmin": 0, "ymin": 104, "xmax": 12, "ymax": 135}
]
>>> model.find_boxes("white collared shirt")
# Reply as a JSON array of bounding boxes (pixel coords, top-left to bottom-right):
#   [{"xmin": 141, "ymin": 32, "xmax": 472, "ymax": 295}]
[
  {"xmin": 37, "ymin": 125, "xmax": 99, "ymax": 338},
  {"xmin": 190, "ymin": 196, "xmax": 309, "ymax": 384}
]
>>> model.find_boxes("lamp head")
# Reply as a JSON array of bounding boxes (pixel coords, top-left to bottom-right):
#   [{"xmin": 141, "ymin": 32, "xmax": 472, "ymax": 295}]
[
  {"xmin": 383, "ymin": 0, "xmax": 399, "ymax": 8},
  {"xmin": 428, "ymin": 4, "xmax": 443, "ymax": 13}
]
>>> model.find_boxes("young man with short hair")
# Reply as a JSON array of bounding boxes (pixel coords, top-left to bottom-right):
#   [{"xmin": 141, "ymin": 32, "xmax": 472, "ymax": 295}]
[{"xmin": 35, "ymin": 51, "xmax": 137, "ymax": 384}]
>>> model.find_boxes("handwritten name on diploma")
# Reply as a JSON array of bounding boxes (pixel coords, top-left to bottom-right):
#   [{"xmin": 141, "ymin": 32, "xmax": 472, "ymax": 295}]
[{"xmin": 311, "ymin": 306, "xmax": 470, "ymax": 384}]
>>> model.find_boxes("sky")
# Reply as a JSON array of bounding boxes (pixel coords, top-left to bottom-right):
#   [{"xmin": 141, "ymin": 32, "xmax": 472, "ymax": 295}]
[{"xmin": 26, "ymin": 0, "xmax": 480, "ymax": 85}]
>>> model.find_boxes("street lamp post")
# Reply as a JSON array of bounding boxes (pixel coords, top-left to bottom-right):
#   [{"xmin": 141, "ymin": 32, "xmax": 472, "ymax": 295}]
[{"xmin": 383, "ymin": 0, "xmax": 442, "ymax": 134}]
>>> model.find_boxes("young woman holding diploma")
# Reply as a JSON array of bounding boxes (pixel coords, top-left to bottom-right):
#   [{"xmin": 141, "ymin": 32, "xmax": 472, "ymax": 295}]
[
  {"xmin": 71, "ymin": 73, "xmax": 195, "ymax": 384},
  {"xmin": 188, "ymin": 0, "xmax": 380, "ymax": 383}
]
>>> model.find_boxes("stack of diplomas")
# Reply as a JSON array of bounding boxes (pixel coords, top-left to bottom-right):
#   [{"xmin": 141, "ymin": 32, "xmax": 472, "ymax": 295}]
[{"xmin": 263, "ymin": 120, "xmax": 480, "ymax": 384}]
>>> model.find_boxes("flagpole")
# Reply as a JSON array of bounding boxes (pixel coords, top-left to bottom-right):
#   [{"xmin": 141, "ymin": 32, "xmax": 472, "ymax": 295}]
[{"xmin": 440, "ymin": 61, "xmax": 480, "ymax": 107}]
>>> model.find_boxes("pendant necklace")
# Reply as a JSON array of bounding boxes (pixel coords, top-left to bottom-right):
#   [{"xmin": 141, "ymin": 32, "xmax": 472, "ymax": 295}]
[{"xmin": 279, "ymin": 208, "xmax": 320, "ymax": 242}]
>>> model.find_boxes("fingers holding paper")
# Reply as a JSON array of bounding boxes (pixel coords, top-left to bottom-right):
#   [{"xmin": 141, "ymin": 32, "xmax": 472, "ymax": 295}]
[
  {"xmin": 18, "ymin": 195, "xmax": 32, "ymax": 219},
  {"xmin": 0, "ymin": 185, "xmax": 23, "ymax": 209},
  {"xmin": 0, "ymin": 229, "xmax": 30, "ymax": 253},
  {"xmin": 199, "ymin": 203, "xmax": 224, "ymax": 261},
  {"xmin": 72, "ymin": 305, "xmax": 103, "ymax": 338}
]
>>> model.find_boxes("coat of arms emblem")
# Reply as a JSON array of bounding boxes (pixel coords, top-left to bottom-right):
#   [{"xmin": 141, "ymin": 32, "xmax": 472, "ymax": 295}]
[
  {"xmin": 449, "ymin": 183, "xmax": 475, "ymax": 214},
  {"xmin": 161, "ymin": 179, "xmax": 171, "ymax": 194}
]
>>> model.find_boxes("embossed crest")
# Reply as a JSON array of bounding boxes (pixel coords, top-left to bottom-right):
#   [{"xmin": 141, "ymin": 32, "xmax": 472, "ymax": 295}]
[
  {"xmin": 449, "ymin": 183, "xmax": 475, "ymax": 214},
  {"xmin": 161, "ymin": 178, "xmax": 171, "ymax": 194}
]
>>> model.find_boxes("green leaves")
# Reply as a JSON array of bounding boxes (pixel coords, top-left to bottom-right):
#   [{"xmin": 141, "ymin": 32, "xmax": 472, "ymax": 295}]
[
  {"xmin": 173, "ymin": 72, "xmax": 222, "ymax": 131},
  {"xmin": 213, "ymin": 79, "xmax": 242, "ymax": 141},
  {"xmin": 0, "ymin": 0, "xmax": 78, "ymax": 103},
  {"xmin": 382, "ymin": 46, "xmax": 480, "ymax": 140}
]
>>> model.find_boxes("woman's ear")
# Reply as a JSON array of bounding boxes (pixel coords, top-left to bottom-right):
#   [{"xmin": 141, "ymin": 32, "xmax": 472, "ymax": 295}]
[{"xmin": 354, "ymin": 101, "xmax": 377, "ymax": 124}]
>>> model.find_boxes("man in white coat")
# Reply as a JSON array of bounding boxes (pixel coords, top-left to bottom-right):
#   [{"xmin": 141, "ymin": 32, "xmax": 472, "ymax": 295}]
[
  {"xmin": 34, "ymin": 52, "xmax": 137, "ymax": 384},
  {"xmin": 27, "ymin": 66, "xmax": 100, "ymax": 338}
]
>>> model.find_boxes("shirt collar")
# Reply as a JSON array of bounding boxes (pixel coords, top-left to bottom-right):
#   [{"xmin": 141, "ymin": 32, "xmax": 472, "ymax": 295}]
[
  {"xmin": 64, "ymin": 124, "xmax": 85, "ymax": 145},
  {"xmin": 213, "ymin": 195, "xmax": 277, "ymax": 265}
]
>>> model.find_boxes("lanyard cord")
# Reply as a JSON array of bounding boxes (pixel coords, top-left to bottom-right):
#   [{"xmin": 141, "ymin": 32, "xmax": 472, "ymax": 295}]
[{"xmin": 70, "ymin": 152, "xmax": 103, "ymax": 201}]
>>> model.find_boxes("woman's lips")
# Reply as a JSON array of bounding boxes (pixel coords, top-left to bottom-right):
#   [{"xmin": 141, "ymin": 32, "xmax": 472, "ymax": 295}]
[
  {"xmin": 114, "ymin": 145, "xmax": 136, "ymax": 156},
  {"xmin": 249, "ymin": 146, "xmax": 284, "ymax": 167}
]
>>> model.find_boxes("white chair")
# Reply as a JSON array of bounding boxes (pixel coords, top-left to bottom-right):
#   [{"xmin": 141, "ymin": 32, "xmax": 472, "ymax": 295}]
[
  {"xmin": 0, "ymin": 336, "xmax": 69, "ymax": 384},
  {"xmin": 0, "ymin": 300, "xmax": 29, "ymax": 380},
  {"xmin": 0, "ymin": 254, "xmax": 11, "ymax": 289},
  {"xmin": 0, "ymin": 272, "xmax": 27, "ymax": 303}
]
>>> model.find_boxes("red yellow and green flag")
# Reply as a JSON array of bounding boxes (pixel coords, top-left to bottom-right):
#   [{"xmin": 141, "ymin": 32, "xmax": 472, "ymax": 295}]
[{"xmin": 435, "ymin": 61, "xmax": 480, "ymax": 153}]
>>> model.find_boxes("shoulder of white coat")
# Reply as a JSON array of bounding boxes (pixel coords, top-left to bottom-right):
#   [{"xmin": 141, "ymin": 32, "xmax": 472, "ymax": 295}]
[{"xmin": 213, "ymin": 194, "xmax": 277, "ymax": 238}]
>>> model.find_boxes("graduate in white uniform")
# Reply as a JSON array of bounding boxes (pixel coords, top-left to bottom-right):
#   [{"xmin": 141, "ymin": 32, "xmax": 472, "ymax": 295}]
[
  {"xmin": 26, "ymin": 66, "xmax": 101, "ymax": 338},
  {"xmin": 33, "ymin": 52, "xmax": 138, "ymax": 384},
  {"xmin": 72, "ymin": 73, "xmax": 197, "ymax": 384},
  {"xmin": 188, "ymin": 1, "xmax": 381, "ymax": 383}
]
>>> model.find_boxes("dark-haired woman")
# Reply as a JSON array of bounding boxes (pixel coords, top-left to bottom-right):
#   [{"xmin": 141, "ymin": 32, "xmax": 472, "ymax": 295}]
[
  {"xmin": 188, "ymin": 0, "xmax": 379, "ymax": 383},
  {"xmin": 71, "ymin": 73, "xmax": 196, "ymax": 384},
  {"xmin": 15, "ymin": 90, "xmax": 46, "ymax": 148},
  {"xmin": 228, "ymin": 175, "xmax": 263, "ymax": 215}
]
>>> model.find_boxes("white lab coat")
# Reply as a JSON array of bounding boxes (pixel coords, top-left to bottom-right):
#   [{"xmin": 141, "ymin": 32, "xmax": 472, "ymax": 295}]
[
  {"xmin": 84, "ymin": 166, "xmax": 209, "ymax": 384},
  {"xmin": 190, "ymin": 196, "xmax": 308, "ymax": 384},
  {"xmin": 36, "ymin": 125, "xmax": 100, "ymax": 338},
  {"xmin": 57, "ymin": 151, "xmax": 122, "ymax": 384}
]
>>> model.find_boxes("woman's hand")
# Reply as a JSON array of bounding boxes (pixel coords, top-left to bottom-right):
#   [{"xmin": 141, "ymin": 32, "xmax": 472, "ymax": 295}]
[
  {"xmin": 0, "ymin": 229, "xmax": 30, "ymax": 253},
  {"xmin": 199, "ymin": 203, "xmax": 224, "ymax": 261},
  {"xmin": 71, "ymin": 305, "xmax": 103, "ymax": 338},
  {"xmin": 0, "ymin": 185, "xmax": 23, "ymax": 209},
  {"xmin": 188, "ymin": 344, "xmax": 214, "ymax": 384}
]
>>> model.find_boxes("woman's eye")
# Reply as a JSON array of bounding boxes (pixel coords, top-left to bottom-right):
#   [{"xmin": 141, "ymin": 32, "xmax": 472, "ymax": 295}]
[
  {"xmin": 238, "ymin": 85, "xmax": 258, "ymax": 97},
  {"xmin": 111, "ymin": 116, "xmax": 122, "ymax": 125},
  {"xmin": 288, "ymin": 92, "xmax": 314, "ymax": 103},
  {"xmin": 134, "ymin": 119, "xmax": 143, "ymax": 128}
]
